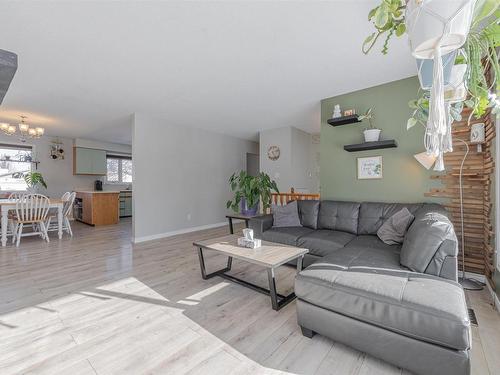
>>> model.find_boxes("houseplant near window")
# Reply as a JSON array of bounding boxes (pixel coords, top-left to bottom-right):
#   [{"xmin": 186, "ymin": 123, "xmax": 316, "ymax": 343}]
[
  {"xmin": 359, "ymin": 108, "xmax": 381, "ymax": 142},
  {"xmin": 226, "ymin": 171, "xmax": 279, "ymax": 216},
  {"xmin": 24, "ymin": 172, "xmax": 47, "ymax": 193}
]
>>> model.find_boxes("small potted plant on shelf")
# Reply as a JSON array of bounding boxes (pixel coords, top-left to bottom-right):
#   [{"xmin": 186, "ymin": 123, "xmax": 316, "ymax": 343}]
[
  {"xmin": 226, "ymin": 171, "xmax": 279, "ymax": 216},
  {"xmin": 359, "ymin": 108, "xmax": 381, "ymax": 142},
  {"xmin": 24, "ymin": 172, "xmax": 47, "ymax": 194}
]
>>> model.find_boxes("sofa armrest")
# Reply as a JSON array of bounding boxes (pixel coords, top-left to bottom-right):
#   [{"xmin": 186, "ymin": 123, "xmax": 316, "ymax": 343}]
[
  {"xmin": 401, "ymin": 204, "xmax": 458, "ymax": 281},
  {"xmin": 249, "ymin": 214, "xmax": 273, "ymax": 239}
]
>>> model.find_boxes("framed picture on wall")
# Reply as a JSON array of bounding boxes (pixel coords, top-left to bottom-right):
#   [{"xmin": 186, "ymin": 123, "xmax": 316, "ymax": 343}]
[{"xmin": 357, "ymin": 156, "xmax": 383, "ymax": 179}]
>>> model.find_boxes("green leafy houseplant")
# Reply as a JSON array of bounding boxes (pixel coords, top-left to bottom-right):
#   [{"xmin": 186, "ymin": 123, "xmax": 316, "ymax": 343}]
[
  {"xmin": 226, "ymin": 171, "xmax": 279, "ymax": 214},
  {"xmin": 363, "ymin": 0, "xmax": 500, "ymax": 120},
  {"xmin": 359, "ymin": 107, "xmax": 376, "ymax": 129},
  {"xmin": 24, "ymin": 172, "xmax": 47, "ymax": 192},
  {"xmin": 407, "ymin": 94, "xmax": 464, "ymax": 130},
  {"xmin": 362, "ymin": 0, "xmax": 406, "ymax": 55}
]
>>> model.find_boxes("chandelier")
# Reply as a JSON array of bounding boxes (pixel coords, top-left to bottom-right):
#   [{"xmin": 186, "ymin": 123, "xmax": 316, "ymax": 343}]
[{"xmin": 0, "ymin": 116, "xmax": 45, "ymax": 141}]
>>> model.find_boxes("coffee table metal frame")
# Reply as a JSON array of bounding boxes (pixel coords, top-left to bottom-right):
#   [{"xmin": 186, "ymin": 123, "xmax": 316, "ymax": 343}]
[{"xmin": 196, "ymin": 247, "xmax": 304, "ymax": 311}]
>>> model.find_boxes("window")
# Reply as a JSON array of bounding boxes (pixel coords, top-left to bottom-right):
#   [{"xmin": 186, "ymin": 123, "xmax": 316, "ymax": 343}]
[
  {"xmin": 0, "ymin": 144, "xmax": 33, "ymax": 191},
  {"xmin": 106, "ymin": 155, "xmax": 132, "ymax": 184}
]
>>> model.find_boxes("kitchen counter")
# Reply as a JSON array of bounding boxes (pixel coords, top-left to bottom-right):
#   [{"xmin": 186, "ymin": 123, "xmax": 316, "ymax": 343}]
[{"xmin": 75, "ymin": 191, "xmax": 120, "ymax": 225}]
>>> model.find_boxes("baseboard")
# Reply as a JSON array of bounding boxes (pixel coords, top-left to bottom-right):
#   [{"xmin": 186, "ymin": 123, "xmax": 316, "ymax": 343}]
[
  {"xmin": 485, "ymin": 278, "xmax": 500, "ymax": 313},
  {"xmin": 132, "ymin": 221, "xmax": 228, "ymax": 243},
  {"xmin": 463, "ymin": 271, "xmax": 486, "ymax": 283}
]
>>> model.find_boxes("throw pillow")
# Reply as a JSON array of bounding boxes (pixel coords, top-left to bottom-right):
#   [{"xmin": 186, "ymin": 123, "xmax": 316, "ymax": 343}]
[
  {"xmin": 377, "ymin": 207, "xmax": 415, "ymax": 245},
  {"xmin": 272, "ymin": 200, "xmax": 302, "ymax": 227}
]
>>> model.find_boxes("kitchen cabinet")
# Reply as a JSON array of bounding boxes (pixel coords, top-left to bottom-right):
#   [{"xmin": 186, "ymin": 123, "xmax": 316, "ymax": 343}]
[
  {"xmin": 75, "ymin": 191, "xmax": 120, "ymax": 225},
  {"xmin": 73, "ymin": 147, "xmax": 107, "ymax": 175},
  {"xmin": 119, "ymin": 191, "xmax": 133, "ymax": 217}
]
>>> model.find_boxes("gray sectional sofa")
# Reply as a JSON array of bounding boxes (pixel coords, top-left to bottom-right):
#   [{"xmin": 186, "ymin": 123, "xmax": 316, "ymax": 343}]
[{"xmin": 249, "ymin": 200, "xmax": 470, "ymax": 375}]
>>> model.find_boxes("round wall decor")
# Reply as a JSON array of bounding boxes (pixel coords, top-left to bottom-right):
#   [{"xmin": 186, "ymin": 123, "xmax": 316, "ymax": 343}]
[{"xmin": 267, "ymin": 145, "xmax": 280, "ymax": 161}]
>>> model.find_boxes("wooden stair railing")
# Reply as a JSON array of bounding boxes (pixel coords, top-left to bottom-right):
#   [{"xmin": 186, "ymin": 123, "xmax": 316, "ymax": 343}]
[{"xmin": 266, "ymin": 191, "xmax": 320, "ymax": 213}]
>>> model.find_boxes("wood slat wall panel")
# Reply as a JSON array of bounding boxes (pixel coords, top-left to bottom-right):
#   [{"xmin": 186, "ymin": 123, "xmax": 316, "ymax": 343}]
[{"xmin": 424, "ymin": 102, "xmax": 495, "ymax": 285}]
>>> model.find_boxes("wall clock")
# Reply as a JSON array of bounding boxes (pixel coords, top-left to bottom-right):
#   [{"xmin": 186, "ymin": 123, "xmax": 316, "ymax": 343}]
[{"xmin": 267, "ymin": 145, "xmax": 280, "ymax": 161}]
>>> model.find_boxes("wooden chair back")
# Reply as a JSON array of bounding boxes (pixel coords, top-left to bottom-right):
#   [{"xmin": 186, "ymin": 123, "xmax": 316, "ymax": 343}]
[
  {"xmin": 63, "ymin": 192, "xmax": 76, "ymax": 217},
  {"xmin": 8, "ymin": 192, "xmax": 23, "ymax": 201},
  {"xmin": 15, "ymin": 194, "xmax": 50, "ymax": 222}
]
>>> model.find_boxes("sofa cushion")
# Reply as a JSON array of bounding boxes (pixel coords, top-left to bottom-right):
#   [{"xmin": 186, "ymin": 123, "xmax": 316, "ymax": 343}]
[
  {"xmin": 297, "ymin": 200, "xmax": 320, "ymax": 229},
  {"xmin": 377, "ymin": 207, "xmax": 415, "ymax": 245},
  {"xmin": 401, "ymin": 207, "xmax": 457, "ymax": 274},
  {"xmin": 318, "ymin": 201, "xmax": 360, "ymax": 234},
  {"xmin": 297, "ymin": 230, "xmax": 355, "ymax": 257},
  {"xmin": 261, "ymin": 226, "xmax": 314, "ymax": 246},
  {"xmin": 344, "ymin": 235, "xmax": 402, "ymax": 253},
  {"xmin": 358, "ymin": 202, "xmax": 422, "ymax": 235},
  {"xmin": 271, "ymin": 201, "xmax": 301, "ymax": 227},
  {"xmin": 320, "ymin": 243, "xmax": 403, "ymax": 270},
  {"xmin": 296, "ymin": 263, "xmax": 470, "ymax": 351}
]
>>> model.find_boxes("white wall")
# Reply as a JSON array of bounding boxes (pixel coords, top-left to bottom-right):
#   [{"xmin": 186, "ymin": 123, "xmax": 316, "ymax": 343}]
[
  {"xmin": 259, "ymin": 127, "xmax": 292, "ymax": 192},
  {"xmin": 259, "ymin": 126, "xmax": 319, "ymax": 193},
  {"xmin": 0, "ymin": 134, "xmax": 131, "ymax": 197},
  {"xmin": 132, "ymin": 113, "xmax": 258, "ymax": 242}
]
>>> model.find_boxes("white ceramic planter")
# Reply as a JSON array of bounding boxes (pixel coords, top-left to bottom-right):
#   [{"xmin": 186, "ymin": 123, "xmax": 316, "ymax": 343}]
[
  {"xmin": 444, "ymin": 63, "xmax": 468, "ymax": 103},
  {"xmin": 406, "ymin": 0, "xmax": 475, "ymax": 59},
  {"xmin": 363, "ymin": 129, "xmax": 381, "ymax": 142}
]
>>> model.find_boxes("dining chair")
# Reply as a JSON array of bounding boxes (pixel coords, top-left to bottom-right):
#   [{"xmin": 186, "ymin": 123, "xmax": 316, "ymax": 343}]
[
  {"xmin": 46, "ymin": 192, "xmax": 76, "ymax": 237},
  {"xmin": 12, "ymin": 194, "xmax": 50, "ymax": 247},
  {"xmin": 5, "ymin": 192, "xmax": 23, "ymax": 243}
]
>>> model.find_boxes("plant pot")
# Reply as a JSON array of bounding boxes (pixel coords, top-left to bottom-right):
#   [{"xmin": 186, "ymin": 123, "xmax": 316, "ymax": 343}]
[
  {"xmin": 363, "ymin": 129, "xmax": 381, "ymax": 142},
  {"xmin": 406, "ymin": 0, "xmax": 475, "ymax": 59},
  {"xmin": 240, "ymin": 198, "xmax": 259, "ymax": 216},
  {"xmin": 444, "ymin": 63, "xmax": 467, "ymax": 103},
  {"xmin": 416, "ymin": 50, "xmax": 457, "ymax": 90}
]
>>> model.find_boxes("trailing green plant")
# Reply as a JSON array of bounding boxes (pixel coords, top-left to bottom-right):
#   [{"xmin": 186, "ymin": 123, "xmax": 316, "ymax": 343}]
[
  {"xmin": 462, "ymin": 12, "xmax": 500, "ymax": 118},
  {"xmin": 358, "ymin": 107, "xmax": 376, "ymax": 129},
  {"xmin": 226, "ymin": 171, "xmax": 279, "ymax": 213},
  {"xmin": 407, "ymin": 94, "xmax": 464, "ymax": 130},
  {"xmin": 363, "ymin": 0, "xmax": 500, "ymax": 121},
  {"xmin": 362, "ymin": 0, "xmax": 406, "ymax": 55},
  {"xmin": 24, "ymin": 172, "xmax": 47, "ymax": 190}
]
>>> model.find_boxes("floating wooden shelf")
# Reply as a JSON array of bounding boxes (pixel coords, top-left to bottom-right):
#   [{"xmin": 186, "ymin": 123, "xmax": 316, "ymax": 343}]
[
  {"xmin": 327, "ymin": 115, "xmax": 361, "ymax": 127},
  {"xmin": 343, "ymin": 140, "xmax": 397, "ymax": 152}
]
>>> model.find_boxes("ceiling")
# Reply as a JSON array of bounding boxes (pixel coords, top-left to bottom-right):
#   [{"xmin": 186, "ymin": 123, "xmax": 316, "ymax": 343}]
[{"xmin": 0, "ymin": 1, "xmax": 417, "ymax": 144}]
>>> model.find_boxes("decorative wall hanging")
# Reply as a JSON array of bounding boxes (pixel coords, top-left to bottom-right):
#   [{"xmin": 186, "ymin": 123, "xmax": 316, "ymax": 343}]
[
  {"xmin": 50, "ymin": 138, "xmax": 65, "ymax": 160},
  {"xmin": 267, "ymin": 145, "xmax": 280, "ymax": 161},
  {"xmin": 357, "ymin": 156, "xmax": 383, "ymax": 179}
]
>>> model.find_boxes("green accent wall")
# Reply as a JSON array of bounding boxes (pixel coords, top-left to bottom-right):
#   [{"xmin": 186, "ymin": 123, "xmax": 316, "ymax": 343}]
[{"xmin": 320, "ymin": 76, "xmax": 443, "ymax": 203}]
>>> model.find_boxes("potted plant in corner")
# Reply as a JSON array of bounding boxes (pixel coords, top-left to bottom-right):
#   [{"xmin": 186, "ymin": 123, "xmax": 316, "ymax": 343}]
[
  {"xmin": 226, "ymin": 171, "xmax": 279, "ymax": 216},
  {"xmin": 359, "ymin": 108, "xmax": 381, "ymax": 142},
  {"xmin": 24, "ymin": 172, "xmax": 47, "ymax": 194}
]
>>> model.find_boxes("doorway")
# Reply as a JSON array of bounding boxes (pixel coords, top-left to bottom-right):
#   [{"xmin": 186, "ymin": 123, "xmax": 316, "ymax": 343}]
[{"xmin": 246, "ymin": 153, "xmax": 259, "ymax": 177}]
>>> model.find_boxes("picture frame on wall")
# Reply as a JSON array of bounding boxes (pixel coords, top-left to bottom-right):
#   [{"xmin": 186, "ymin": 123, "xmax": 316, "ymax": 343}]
[{"xmin": 357, "ymin": 156, "xmax": 383, "ymax": 179}]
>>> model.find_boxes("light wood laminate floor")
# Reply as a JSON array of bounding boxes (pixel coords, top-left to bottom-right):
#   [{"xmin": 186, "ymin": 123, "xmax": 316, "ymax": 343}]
[{"xmin": 0, "ymin": 219, "xmax": 499, "ymax": 375}]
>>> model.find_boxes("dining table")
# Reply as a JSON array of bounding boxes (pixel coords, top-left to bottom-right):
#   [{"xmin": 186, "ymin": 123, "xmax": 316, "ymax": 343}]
[{"xmin": 0, "ymin": 198, "xmax": 64, "ymax": 246}]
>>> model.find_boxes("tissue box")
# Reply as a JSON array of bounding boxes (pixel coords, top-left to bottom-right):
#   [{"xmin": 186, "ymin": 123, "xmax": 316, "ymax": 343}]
[{"xmin": 237, "ymin": 237, "xmax": 262, "ymax": 249}]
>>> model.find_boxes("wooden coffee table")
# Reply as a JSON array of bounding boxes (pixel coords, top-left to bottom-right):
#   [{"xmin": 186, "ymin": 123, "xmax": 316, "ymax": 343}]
[{"xmin": 193, "ymin": 235, "xmax": 308, "ymax": 311}]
